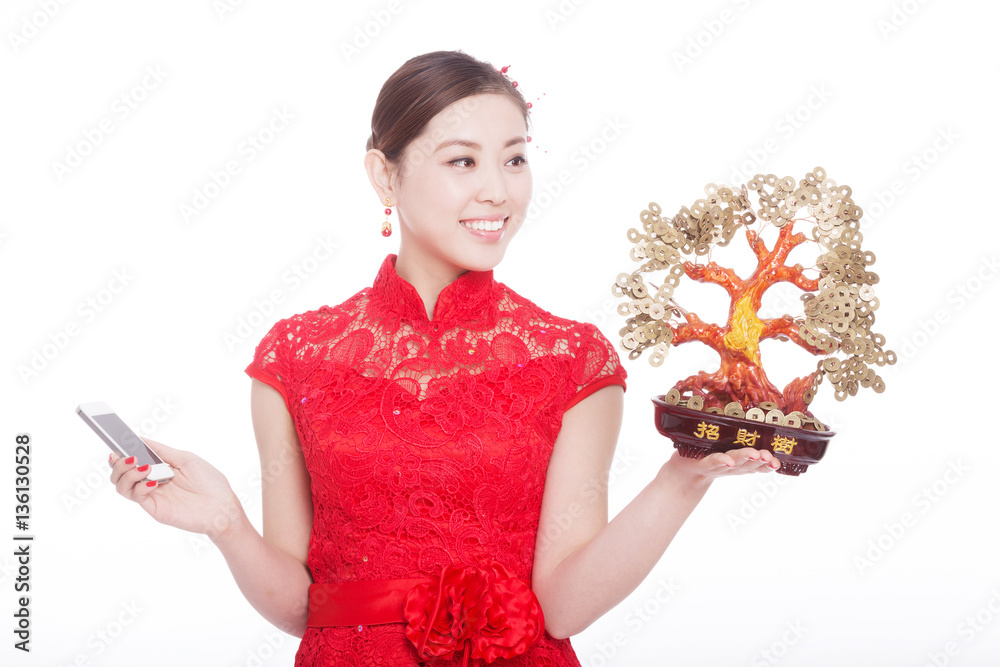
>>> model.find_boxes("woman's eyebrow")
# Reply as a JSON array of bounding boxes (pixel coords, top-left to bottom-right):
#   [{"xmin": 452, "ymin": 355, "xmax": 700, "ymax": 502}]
[{"xmin": 433, "ymin": 137, "xmax": 526, "ymax": 153}]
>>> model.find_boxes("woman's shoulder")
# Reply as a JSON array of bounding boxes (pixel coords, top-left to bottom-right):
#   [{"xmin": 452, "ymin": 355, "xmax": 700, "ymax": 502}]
[
  {"xmin": 495, "ymin": 280, "xmax": 627, "ymax": 391},
  {"xmin": 496, "ymin": 280, "xmax": 604, "ymax": 336},
  {"xmin": 259, "ymin": 287, "xmax": 371, "ymax": 345}
]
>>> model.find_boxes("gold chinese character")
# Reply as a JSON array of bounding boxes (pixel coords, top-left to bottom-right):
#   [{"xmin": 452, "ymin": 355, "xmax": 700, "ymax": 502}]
[
  {"xmin": 693, "ymin": 422, "xmax": 720, "ymax": 441},
  {"xmin": 734, "ymin": 428, "xmax": 760, "ymax": 447},
  {"xmin": 771, "ymin": 435, "xmax": 798, "ymax": 455}
]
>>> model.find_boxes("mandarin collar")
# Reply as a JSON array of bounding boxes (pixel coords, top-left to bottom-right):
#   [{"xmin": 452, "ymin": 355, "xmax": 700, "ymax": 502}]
[{"xmin": 370, "ymin": 254, "xmax": 499, "ymax": 325}]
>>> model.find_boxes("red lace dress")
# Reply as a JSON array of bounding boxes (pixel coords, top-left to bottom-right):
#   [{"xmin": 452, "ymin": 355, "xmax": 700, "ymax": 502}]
[{"xmin": 246, "ymin": 254, "xmax": 627, "ymax": 666}]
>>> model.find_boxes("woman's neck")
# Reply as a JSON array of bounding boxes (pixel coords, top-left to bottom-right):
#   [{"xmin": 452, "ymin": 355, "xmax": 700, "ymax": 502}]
[{"xmin": 393, "ymin": 252, "xmax": 467, "ymax": 320}]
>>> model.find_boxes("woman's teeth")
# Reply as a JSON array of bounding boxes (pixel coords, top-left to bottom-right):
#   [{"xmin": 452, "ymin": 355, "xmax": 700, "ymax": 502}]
[{"xmin": 461, "ymin": 218, "xmax": 505, "ymax": 232}]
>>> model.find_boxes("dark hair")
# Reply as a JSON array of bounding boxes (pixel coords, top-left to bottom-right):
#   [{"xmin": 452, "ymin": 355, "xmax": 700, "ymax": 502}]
[{"xmin": 366, "ymin": 50, "xmax": 530, "ymax": 166}]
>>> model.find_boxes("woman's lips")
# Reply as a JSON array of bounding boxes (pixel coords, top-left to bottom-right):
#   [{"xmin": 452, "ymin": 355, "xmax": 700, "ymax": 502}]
[
  {"xmin": 460, "ymin": 216, "xmax": 508, "ymax": 240},
  {"xmin": 460, "ymin": 216, "xmax": 507, "ymax": 232}
]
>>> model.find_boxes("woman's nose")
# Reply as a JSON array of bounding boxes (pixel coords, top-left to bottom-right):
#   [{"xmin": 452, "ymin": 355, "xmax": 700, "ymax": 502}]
[{"xmin": 477, "ymin": 164, "xmax": 508, "ymax": 204}]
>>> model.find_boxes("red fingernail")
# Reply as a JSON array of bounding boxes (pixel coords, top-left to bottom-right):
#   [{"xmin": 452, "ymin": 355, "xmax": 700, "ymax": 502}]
[
  {"xmin": 108, "ymin": 453, "xmax": 114, "ymax": 465},
  {"xmin": 145, "ymin": 480, "xmax": 157, "ymax": 487},
  {"xmin": 124, "ymin": 457, "xmax": 136, "ymax": 465},
  {"xmin": 137, "ymin": 464, "xmax": 150, "ymax": 472}
]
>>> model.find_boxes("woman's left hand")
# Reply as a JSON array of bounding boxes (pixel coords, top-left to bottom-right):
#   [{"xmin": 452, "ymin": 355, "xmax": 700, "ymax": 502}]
[{"xmin": 663, "ymin": 446, "xmax": 782, "ymax": 483}]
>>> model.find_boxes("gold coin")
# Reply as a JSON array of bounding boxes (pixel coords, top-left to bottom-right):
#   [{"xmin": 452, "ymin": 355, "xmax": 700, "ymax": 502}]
[{"xmin": 724, "ymin": 402, "xmax": 746, "ymax": 418}]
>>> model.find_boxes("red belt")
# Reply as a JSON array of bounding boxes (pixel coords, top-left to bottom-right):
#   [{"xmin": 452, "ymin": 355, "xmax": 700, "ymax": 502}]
[
  {"xmin": 307, "ymin": 578, "xmax": 426, "ymax": 626},
  {"xmin": 306, "ymin": 563, "xmax": 546, "ymax": 666}
]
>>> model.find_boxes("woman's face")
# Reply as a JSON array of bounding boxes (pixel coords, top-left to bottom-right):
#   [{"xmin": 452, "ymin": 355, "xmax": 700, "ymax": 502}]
[{"xmin": 391, "ymin": 93, "xmax": 532, "ymax": 279}]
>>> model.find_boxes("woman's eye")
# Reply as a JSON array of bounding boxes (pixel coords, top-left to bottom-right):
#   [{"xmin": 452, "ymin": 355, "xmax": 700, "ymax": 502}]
[{"xmin": 449, "ymin": 155, "xmax": 527, "ymax": 168}]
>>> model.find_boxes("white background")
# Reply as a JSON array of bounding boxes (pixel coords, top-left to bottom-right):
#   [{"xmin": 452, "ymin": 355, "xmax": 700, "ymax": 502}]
[{"xmin": 1, "ymin": 0, "xmax": 997, "ymax": 665}]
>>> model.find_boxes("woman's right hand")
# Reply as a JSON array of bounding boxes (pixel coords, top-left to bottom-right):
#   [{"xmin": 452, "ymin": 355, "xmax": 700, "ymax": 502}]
[{"xmin": 108, "ymin": 439, "xmax": 245, "ymax": 542}]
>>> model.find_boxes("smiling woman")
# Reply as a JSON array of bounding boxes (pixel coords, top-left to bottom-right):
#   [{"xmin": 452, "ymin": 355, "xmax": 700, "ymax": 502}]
[
  {"xmin": 107, "ymin": 49, "xmax": 782, "ymax": 667},
  {"xmin": 367, "ymin": 92, "xmax": 532, "ymax": 302},
  {"xmin": 365, "ymin": 51, "xmax": 533, "ymax": 296}
]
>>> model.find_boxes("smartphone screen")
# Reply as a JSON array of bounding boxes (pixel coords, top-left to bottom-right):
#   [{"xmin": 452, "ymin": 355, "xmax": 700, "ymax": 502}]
[{"xmin": 92, "ymin": 413, "xmax": 164, "ymax": 465}]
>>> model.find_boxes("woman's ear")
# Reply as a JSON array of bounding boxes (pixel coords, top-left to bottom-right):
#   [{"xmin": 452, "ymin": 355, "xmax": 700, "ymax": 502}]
[{"xmin": 364, "ymin": 149, "xmax": 394, "ymax": 204}]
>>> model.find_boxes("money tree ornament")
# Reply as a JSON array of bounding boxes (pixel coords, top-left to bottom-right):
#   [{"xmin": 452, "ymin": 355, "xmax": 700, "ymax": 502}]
[{"xmin": 614, "ymin": 167, "xmax": 894, "ymax": 474}]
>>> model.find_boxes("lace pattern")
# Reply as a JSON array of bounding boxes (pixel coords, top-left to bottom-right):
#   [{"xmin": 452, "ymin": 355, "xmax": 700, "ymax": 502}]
[{"xmin": 246, "ymin": 255, "xmax": 627, "ymax": 665}]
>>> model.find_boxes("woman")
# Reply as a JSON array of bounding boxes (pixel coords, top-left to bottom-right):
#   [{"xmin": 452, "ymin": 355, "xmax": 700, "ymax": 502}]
[{"xmin": 109, "ymin": 50, "xmax": 780, "ymax": 665}]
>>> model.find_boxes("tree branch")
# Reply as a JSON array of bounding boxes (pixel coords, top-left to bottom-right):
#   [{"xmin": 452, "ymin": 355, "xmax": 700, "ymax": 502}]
[
  {"xmin": 671, "ymin": 312, "xmax": 725, "ymax": 352},
  {"xmin": 771, "ymin": 223, "xmax": 809, "ymax": 266},
  {"xmin": 768, "ymin": 264, "xmax": 819, "ymax": 292},
  {"xmin": 746, "ymin": 229, "xmax": 769, "ymax": 264},
  {"xmin": 760, "ymin": 315, "xmax": 824, "ymax": 356},
  {"xmin": 752, "ymin": 220, "xmax": 810, "ymax": 279},
  {"xmin": 682, "ymin": 261, "xmax": 743, "ymax": 297}
]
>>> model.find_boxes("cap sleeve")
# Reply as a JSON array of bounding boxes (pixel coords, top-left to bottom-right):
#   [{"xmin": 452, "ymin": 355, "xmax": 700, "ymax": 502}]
[
  {"xmin": 565, "ymin": 324, "xmax": 627, "ymax": 411},
  {"xmin": 245, "ymin": 316, "xmax": 299, "ymax": 414}
]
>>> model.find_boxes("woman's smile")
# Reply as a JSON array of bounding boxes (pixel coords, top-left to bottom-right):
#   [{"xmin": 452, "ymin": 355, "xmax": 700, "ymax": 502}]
[{"xmin": 459, "ymin": 215, "xmax": 509, "ymax": 239}]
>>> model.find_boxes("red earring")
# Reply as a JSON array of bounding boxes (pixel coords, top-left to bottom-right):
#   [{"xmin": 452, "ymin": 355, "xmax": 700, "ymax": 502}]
[{"xmin": 381, "ymin": 197, "xmax": 393, "ymax": 237}]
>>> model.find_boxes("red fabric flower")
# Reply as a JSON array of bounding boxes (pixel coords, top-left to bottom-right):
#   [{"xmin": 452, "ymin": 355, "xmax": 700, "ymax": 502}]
[{"xmin": 403, "ymin": 562, "xmax": 545, "ymax": 665}]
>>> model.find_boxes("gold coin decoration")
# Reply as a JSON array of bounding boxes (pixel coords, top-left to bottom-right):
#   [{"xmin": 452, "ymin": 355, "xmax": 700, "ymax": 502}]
[
  {"xmin": 616, "ymin": 167, "xmax": 894, "ymax": 431},
  {"xmin": 670, "ymin": 394, "xmax": 830, "ymax": 432}
]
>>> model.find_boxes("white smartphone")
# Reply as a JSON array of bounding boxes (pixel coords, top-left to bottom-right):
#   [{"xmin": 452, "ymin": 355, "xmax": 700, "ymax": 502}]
[{"xmin": 77, "ymin": 401, "xmax": 174, "ymax": 483}]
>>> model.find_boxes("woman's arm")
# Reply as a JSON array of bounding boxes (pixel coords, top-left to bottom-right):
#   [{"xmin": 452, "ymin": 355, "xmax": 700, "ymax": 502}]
[
  {"xmin": 211, "ymin": 380, "xmax": 314, "ymax": 636},
  {"xmin": 108, "ymin": 379, "xmax": 314, "ymax": 637},
  {"xmin": 531, "ymin": 385, "xmax": 779, "ymax": 639}
]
